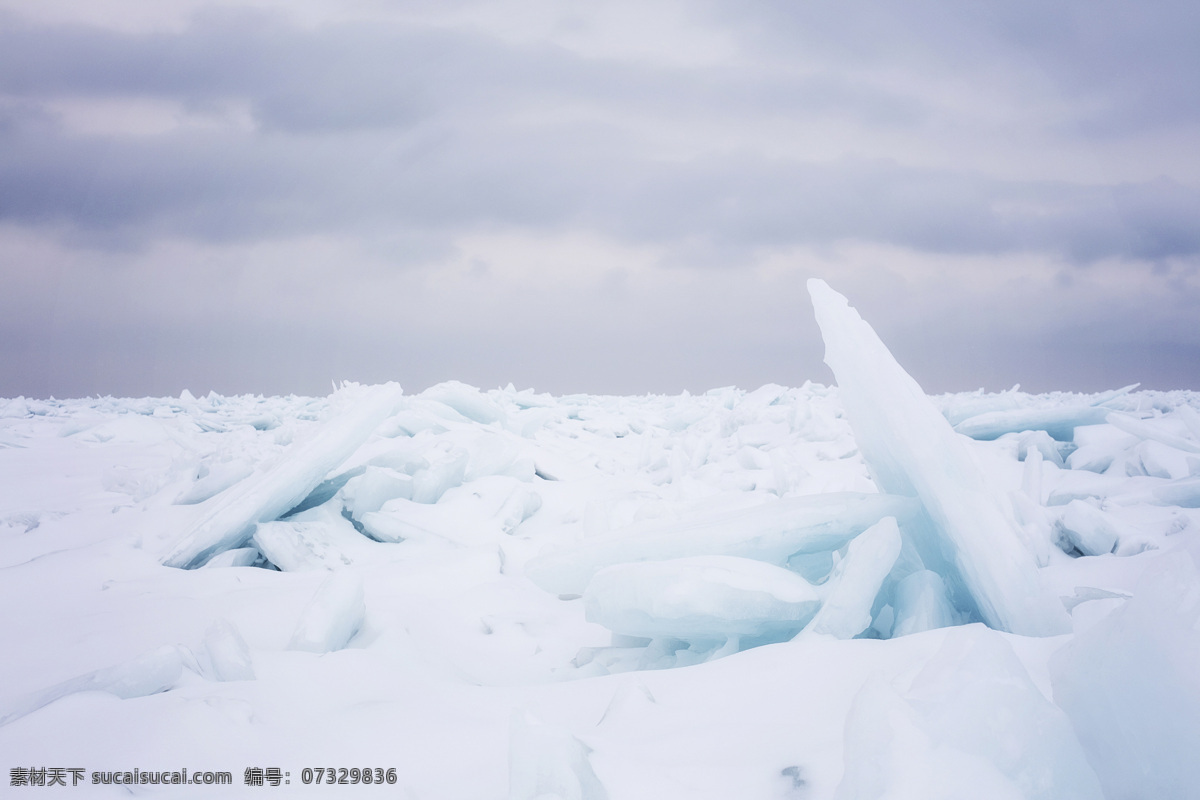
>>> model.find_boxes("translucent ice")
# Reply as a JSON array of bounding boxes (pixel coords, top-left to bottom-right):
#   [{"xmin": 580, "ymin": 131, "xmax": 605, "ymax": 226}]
[
  {"xmin": 1056, "ymin": 500, "xmax": 1122, "ymax": 556},
  {"xmin": 837, "ymin": 626, "xmax": 1102, "ymax": 800},
  {"xmin": 163, "ymin": 383, "xmax": 404, "ymax": 568},
  {"xmin": 423, "ymin": 381, "xmax": 507, "ymax": 426},
  {"xmin": 202, "ymin": 619, "xmax": 255, "ymax": 682},
  {"xmin": 251, "ymin": 519, "xmax": 360, "ymax": 571},
  {"xmin": 800, "ymin": 516, "xmax": 901, "ymax": 639},
  {"xmin": 1050, "ymin": 552, "xmax": 1200, "ymax": 799},
  {"xmin": 526, "ymin": 492, "xmax": 919, "ymax": 596},
  {"xmin": 583, "ymin": 555, "xmax": 821, "ymax": 642},
  {"xmin": 808, "ymin": 280, "xmax": 1070, "ymax": 636},
  {"xmin": 0, "ymin": 646, "xmax": 185, "ymax": 727},
  {"xmin": 201, "ymin": 547, "xmax": 259, "ymax": 568},
  {"xmin": 890, "ymin": 570, "xmax": 957, "ymax": 637},
  {"xmin": 288, "ymin": 570, "xmax": 365, "ymax": 653},
  {"xmin": 340, "ymin": 466, "xmax": 413, "ymax": 520},
  {"xmin": 953, "ymin": 407, "xmax": 1111, "ymax": 441},
  {"xmin": 508, "ymin": 711, "xmax": 608, "ymax": 800}
]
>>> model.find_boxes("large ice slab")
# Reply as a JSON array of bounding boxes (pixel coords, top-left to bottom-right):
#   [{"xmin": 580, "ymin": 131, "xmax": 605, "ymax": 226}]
[
  {"xmin": 808, "ymin": 280, "xmax": 1069, "ymax": 636},
  {"xmin": 508, "ymin": 711, "xmax": 608, "ymax": 800},
  {"xmin": 837, "ymin": 626, "xmax": 1102, "ymax": 800},
  {"xmin": 890, "ymin": 570, "xmax": 957, "ymax": 637},
  {"xmin": 583, "ymin": 555, "xmax": 821, "ymax": 642},
  {"xmin": 287, "ymin": 570, "xmax": 366, "ymax": 653},
  {"xmin": 526, "ymin": 492, "xmax": 919, "ymax": 596},
  {"xmin": 162, "ymin": 383, "xmax": 404, "ymax": 569},
  {"xmin": 202, "ymin": 619, "xmax": 255, "ymax": 682},
  {"xmin": 800, "ymin": 516, "xmax": 901, "ymax": 639},
  {"xmin": 954, "ymin": 407, "xmax": 1111, "ymax": 442},
  {"xmin": 1050, "ymin": 551, "xmax": 1200, "ymax": 799},
  {"xmin": 0, "ymin": 646, "xmax": 185, "ymax": 727}
]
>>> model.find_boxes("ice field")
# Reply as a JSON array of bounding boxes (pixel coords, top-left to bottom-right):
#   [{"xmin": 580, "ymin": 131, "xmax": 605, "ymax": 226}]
[{"xmin": 2, "ymin": 281, "xmax": 1199, "ymax": 798}]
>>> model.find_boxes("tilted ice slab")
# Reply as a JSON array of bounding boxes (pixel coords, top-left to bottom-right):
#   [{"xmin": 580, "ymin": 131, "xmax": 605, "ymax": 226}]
[
  {"xmin": 837, "ymin": 625, "xmax": 1102, "ymax": 800},
  {"xmin": 526, "ymin": 492, "xmax": 919, "ymax": 596},
  {"xmin": 0, "ymin": 646, "xmax": 186, "ymax": 728},
  {"xmin": 288, "ymin": 570, "xmax": 366, "ymax": 654},
  {"xmin": 1050, "ymin": 550, "xmax": 1200, "ymax": 799},
  {"xmin": 162, "ymin": 383, "xmax": 404, "ymax": 569},
  {"xmin": 800, "ymin": 516, "xmax": 902, "ymax": 640},
  {"xmin": 808, "ymin": 280, "xmax": 1070, "ymax": 636},
  {"xmin": 583, "ymin": 555, "xmax": 821, "ymax": 642}
]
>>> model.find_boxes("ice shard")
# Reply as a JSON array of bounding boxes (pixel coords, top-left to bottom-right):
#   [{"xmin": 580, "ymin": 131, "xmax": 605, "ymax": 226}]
[
  {"xmin": 203, "ymin": 619, "xmax": 255, "ymax": 681},
  {"xmin": 799, "ymin": 516, "xmax": 902, "ymax": 639},
  {"xmin": 582, "ymin": 555, "xmax": 821, "ymax": 642},
  {"xmin": 525, "ymin": 492, "xmax": 919, "ymax": 596},
  {"xmin": 288, "ymin": 570, "xmax": 365, "ymax": 654},
  {"xmin": 162, "ymin": 383, "xmax": 404, "ymax": 569},
  {"xmin": 508, "ymin": 711, "xmax": 608, "ymax": 800},
  {"xmin": 807, "ymin": 280, "xmax": 1070, "ymax": 636},
  {"xmin": 0, "ymin": 646, "xmax": 185, "ymax": 727}
]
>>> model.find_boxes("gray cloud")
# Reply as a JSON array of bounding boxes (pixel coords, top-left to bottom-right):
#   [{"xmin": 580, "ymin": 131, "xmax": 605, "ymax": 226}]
[{"xmin": 0, "ymin": 2, "xmax": 1198, "ymax": 398}]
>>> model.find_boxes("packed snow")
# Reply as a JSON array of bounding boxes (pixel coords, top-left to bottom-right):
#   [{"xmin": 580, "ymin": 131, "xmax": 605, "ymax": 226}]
[{"xmin": 2, "ymin": 283, "xmax": 1198, "ymax": 798}]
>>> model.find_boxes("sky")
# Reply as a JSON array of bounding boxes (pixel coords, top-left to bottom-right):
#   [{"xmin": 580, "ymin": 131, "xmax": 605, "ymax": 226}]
[{"xmin": 1, "ymin": 0, "xmax": 1198, "ymax": 398}]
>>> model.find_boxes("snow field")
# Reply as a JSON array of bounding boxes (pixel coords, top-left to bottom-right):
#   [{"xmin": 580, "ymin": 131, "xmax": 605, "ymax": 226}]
[{"xmin": 1, "ymin": 288, "xmax": 1199, "ymax": 797}]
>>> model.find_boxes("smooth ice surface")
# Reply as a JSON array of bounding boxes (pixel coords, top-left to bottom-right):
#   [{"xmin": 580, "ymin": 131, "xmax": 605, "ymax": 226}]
[
  {"xmin": 583, "ymin": 555, "xmax": 821, "ymax": 641},
  {"xmin": 0, "ymin": 646, "xmax": 185, "ymax": 727},
  {"xmin": 891, "ymin": 570, "xmax": 957, "ymax": 638},
  {"xmin": 526, "ymin": 492, "xmax": 918, "ymax": 596},
  {"xmin": 508, "ymin": 712, "xmax": 608, "ymax": 800},
  {"xmin": 287, "ymin": 570, "xmax": 366, "ymax": 653},
  {"xmin": 1057, "ymin": 500, "xmax": 1122, "ymax": 556},
  {"xmin": 801, "ymin": 517, "xmax": 902, "ymax": 639},
  {"xmin": 1050, "ymin": 550, "xmax": 1200, "ymax": 799},
  {"xmin": 203, "ymin": 619, "xmax": 255, "ymax": 682},
  {"xmin": 954, "ymin": 407, "xmax": 1111, "ymax": 441},
  {"xmin": 837, "ymin": 626, "xmax": 1102, "ymax": 800},
  {"xmin": 162, "ymin": 383, "xmax": 404, "ymax": 568},
  {"xmin": 808, "ymin": 279, "xmax": 1070, "ymax": 636}
]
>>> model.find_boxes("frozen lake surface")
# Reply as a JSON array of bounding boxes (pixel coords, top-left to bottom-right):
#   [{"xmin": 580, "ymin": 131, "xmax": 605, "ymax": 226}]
[{"xmin": 2, "ymin": 284, "xmax": 1198, "ymax": 798}]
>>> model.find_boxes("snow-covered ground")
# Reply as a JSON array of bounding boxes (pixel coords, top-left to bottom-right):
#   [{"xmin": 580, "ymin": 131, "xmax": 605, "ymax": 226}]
[{"xmin": 3, "ymin": 285, "xmax": 1199, "ymax": 799}]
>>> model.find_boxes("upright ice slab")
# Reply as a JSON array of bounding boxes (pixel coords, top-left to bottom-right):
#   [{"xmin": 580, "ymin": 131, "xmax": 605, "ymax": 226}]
[
  {"xmin": 162, "ymin": 383, "xmax": 404, "ymax": 569},
  {"xmin": 807, "ymin": 280, "xmax": 1069, "ymax": 636}
]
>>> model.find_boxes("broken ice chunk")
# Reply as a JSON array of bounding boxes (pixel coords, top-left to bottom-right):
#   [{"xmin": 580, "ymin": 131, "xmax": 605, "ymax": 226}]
[
  {"xmin": 1056, "ymin": 501, "xmax": 1125, "ymax": 556},
  {"xmin": 288, "ymin": 571, "xmax": 365, "ymax": 653},
  {"xmin": 174, "ymin": 460, "xmax": 255, "ymax": 505},
  {"xmin": 1050, "ymin": 553, "xmax": 1200, "ymax": 799},
  {"xmin": 201, "ymin": 547, "xmax": 260, "ymax": 568},
  {"xmin": 0, "ymin": 646, "xmax": 186, "ymax": 727},
  {"xmin": 800, "ymin": 516, "xmax": 902, "ymax": 639},
  {"xmin": 1105, "ymin": 412, "xmax": 1200, "ymax": 454},
  {"xmin": 423, "ymin": 381, "xmax": 507, "ymax": 425},
  {"xmin": 410, "ymin": 445, "xmax": 469, "ymax": 503},
  {"xmin": 953, "ymin": 407, "xmax": 1110, "ymax": 442},
  {"xmin": 808, "ymin": 280, "xmax": 1070, "ymax": 636},
  {"xmin": 890, "ymin": 570, "xmax": 957, "ymax": 637},
  {"xmin": 251, "ymin": 519, "xmax": 361, "ymax": 571},
  {"xmin": 526, "ymin": 492, "xmax": 918, "ymax": 596},
  {"xmin": 508, "ymin": 711, "xmax": 608, "ymax": 800},
  {"xmin": 340, "ymin": 466, "xmax": 413, "ymax": 520},
  {"xmin": 203, "ymin": 619, "xmax": 255, "ymax": 681},
  {"xmin": 162, "ymin": 383, "xmax": 404, "ymax": 569},
  {"xmin": 583, "ymin": 555, "xmax": 821, "ymax": 642}
]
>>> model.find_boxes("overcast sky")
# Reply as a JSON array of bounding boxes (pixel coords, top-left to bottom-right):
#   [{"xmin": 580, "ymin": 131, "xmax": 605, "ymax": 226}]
[{"xmin": 1, "ymin": 0, "xmax": 1198, "ymax": 398}]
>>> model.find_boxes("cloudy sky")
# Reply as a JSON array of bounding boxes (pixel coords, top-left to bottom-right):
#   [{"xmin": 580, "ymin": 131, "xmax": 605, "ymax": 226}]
[{"xmin": 1, "ymin": 0, "xmax": 1198, "ymax": 398}]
